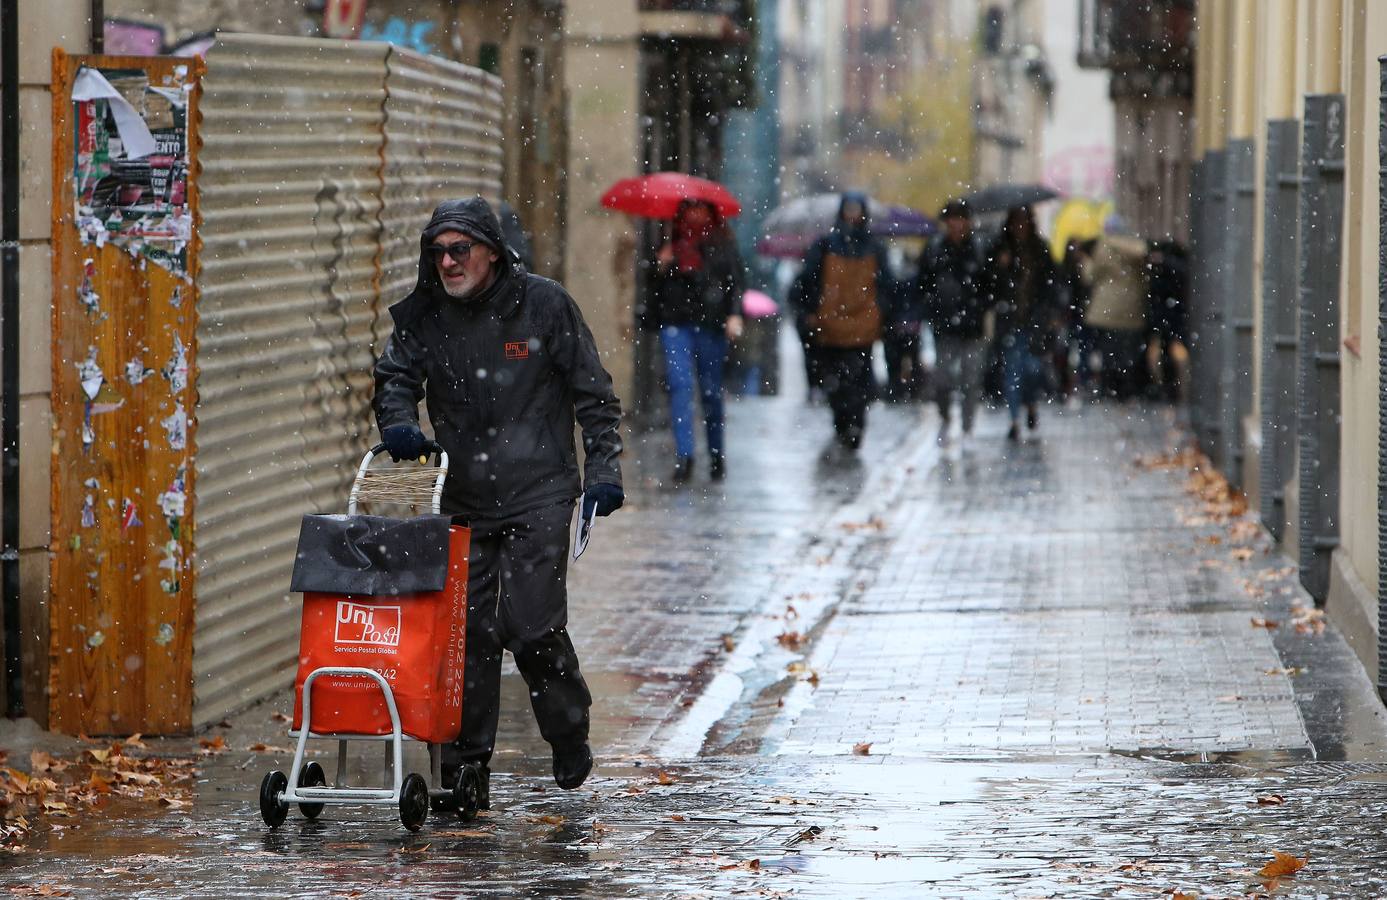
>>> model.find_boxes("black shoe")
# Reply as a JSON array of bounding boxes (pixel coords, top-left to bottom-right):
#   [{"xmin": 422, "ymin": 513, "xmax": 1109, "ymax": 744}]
[
  {"xmin": 553, "ymin": 742, "xmax": 593, "ymax": 790},
  {"xmin": 1026, "ymin": 407, "xmax": 1038, "ymax": 431},
  {"xmin": 1007, "ymin": 423, "xmax": 1020, "ymax": 442},
  {"xmin": 672, "ymin": 458, "xmax": 693, "ymax": 484},
  {"xmin": 709, "ymin": 456, "xmax": 726, "ymax": 481}
]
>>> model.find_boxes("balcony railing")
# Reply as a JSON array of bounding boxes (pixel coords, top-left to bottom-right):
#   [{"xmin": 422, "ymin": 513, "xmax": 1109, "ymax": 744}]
[{"xmin": 1077, "ymin": 0, "xmax": 1194, "ymax": 72}]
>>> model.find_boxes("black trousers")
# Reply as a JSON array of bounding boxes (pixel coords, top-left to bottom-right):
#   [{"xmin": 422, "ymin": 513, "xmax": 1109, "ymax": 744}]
[
  {"xmin": 447, "ymin": 501, "xmax": 591, "ymax": 768},
  {"xmin": 883, "ymin": 329, "xmax": 922, "ymax": 400},
  {"xmin": 819, "ymin": 346, "xmax": 874, "ymax": 447}
]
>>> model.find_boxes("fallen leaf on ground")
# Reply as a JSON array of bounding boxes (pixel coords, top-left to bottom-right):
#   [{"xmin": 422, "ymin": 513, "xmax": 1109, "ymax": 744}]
[
  {"xmin": 1250, "ymin": 617, "xmax": 1278, "ymax": 630},
  {"xmin": 1256, "ymin": 794, "xmax": 1286, "ymax": 806},
  {"xmin": 157, "ymin": 796, "xmax": 189, "ymax": 810},
  {"xmin": 197, "ymin": 736, "xmax": 227, "ymax": 754},
  {"xmin": 8, "ymin": 886, "xmax": 71, "ymax": 897},
  {"xmin": 28, "ymin": 753, "xmax": 68, "ymax": 775},
  {"xmin": 721, "ymin": 635, "xmax": 736, "ymax": 653},
  {"xmin": 1231, "ymin": 547, "xmax": 1255, "ymax": 562},
  {"xmin": 122, "ymin": 734, "xmax": 147, "ymax": 750},
  {"xmin": 537, "ymin": 814, "xmax": 565, "ymax": 826},
  {"xmin": 718, "ymin": 858, "xmax": 762, "ymax": 871},
  {"xmin": 654, "ymin": 771, "xmax": 677, "ymax": 786},
  {"xmin": 1264, "ymin": 666, "xmax": 1306, "ymax": 677},
  {"xmin": 271, "ymin": 712, "xmax": 291, "ymax": 723},
  {"xmin": 1257, "ymin": 851, "xmax": 1307, "ymax": 878},
  {"xmin": 84, "ymin": 748, "xmax": 110, "ymax": 765},
  {"xmin": 776, "ymin": 631, "xmax": 807, "ymax": 651},
  {"xmin": 853, "ymin": 742, "xmax": 872, "ymax": 756},
  {"xmin": 669, "ymin": 814, "xmax": 686, "ymax": 822}
]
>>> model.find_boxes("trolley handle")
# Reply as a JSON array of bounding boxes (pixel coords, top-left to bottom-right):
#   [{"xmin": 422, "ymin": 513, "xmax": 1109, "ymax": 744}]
[
  {"xmin": 348, "ymin": 440, "xmax": 450, "ymax": 516},
  {"xmin": 365, "ymin": 440, "xmax": 446, "ymax": 463}
]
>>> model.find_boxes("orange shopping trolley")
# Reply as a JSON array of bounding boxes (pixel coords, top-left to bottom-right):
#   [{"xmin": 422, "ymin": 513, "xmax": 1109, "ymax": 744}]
[{"xmin": 258, "ymin": 442, "xmax": 482, "ymax": 831}]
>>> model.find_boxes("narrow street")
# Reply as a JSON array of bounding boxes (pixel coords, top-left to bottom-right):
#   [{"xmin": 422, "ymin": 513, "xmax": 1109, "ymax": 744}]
[{"xmin": 5, "ymin": 368, "xmax": 1387, "ymax": 898}]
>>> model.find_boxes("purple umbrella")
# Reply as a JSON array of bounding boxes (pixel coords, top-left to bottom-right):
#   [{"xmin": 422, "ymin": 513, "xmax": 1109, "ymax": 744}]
[{"xmin": 756, "ymin": 194, "xmax": 935, "ymax": 258}]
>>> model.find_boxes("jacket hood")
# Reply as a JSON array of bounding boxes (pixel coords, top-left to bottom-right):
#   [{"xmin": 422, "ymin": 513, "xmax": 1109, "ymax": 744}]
[
  {"xmin": 390, "ymin": 197, "xmax": 527, "ymax": 328},
  {"xmin": 395, "ymin": 197, "xmax": 526, "ymax": 324},
  {"xmin": 825, "ymin": 190, "xmax": 876, "ymax": 256},
  {"xmin": 836, "ymin": 191, "xmax": 872, "ymax": 228},
  {"xmin": 416, "ymin": 196, "xmax": 523, "ymax": 295}
]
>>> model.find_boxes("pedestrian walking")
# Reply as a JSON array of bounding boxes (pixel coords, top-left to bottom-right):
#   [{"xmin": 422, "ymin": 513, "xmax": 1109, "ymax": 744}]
[
  {"xmin": 882, "ymin": 252, "xmax": 925, "ymax": 403},
  {"xmin": 652, "ymin": 199, "xmax": 746, "ymax": 483},
  {"xmin": 1080, "ymin": 229, "xmax": 1150, "ymax": 400},
  {"xmin": 918, "ymin": 199, "xmax": 992, "ymax": 444},
  {"xmin": 1060, "ymin": 237, "xmax": 1097, "ymax": 394},
  {"xmin": 1144, "ymin": 239, "xmax": 1190, "ymax": 402},
  {"xmin": 372, "ymin": 196, "xmax": 625, "ymax": 806},
  {"xmin": 986, "ymin": 206, "xmax": 1062, "ymax": 442},
  {"xmin": 794, "ymin": 192, "xmax": 891, "ymax": 451}
]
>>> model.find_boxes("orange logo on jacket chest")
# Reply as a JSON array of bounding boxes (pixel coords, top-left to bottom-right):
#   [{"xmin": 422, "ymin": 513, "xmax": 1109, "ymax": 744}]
[{"xmin": 504, "ymin": 341, "xmax": 530, "ymax": 360}]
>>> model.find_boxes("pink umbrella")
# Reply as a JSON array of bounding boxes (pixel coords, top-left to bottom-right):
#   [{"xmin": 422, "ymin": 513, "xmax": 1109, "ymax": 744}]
[{"xmin": 741, "ymin": 289, "xmax": 778, "ymax": 319}]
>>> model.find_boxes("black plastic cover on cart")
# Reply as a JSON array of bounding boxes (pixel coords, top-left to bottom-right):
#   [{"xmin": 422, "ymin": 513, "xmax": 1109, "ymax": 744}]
[{"xmin": 289, "ymin": 514, "xmax": 453, "ymax": 596}]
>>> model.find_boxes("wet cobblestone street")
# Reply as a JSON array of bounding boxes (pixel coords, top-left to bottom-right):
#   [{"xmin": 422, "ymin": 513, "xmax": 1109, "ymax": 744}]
[{"xmin": 6, "ymin": 381, "xmax": 1387, "ymax": 898}]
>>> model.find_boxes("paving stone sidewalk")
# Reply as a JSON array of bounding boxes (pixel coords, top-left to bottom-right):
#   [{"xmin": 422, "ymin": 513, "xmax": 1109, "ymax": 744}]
[{"xmin": 6, "ymin": 381, "xmax": 1387, "ymax": 898}]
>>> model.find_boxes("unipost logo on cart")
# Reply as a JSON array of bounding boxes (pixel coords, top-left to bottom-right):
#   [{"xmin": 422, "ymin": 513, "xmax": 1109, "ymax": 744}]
[{"xmin": 334, "ymin": 601, "xmax": 402, "ymax": 648}]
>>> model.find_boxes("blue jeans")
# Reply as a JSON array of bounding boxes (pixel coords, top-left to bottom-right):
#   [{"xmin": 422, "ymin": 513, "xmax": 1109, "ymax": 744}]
[
  {"xmin": 1001, "ymin": 334, "xmax": 1045, "ymax": 420},
  {"xmin": 660, "ymin": 324, "xmax": 727, "ymax": 460}
]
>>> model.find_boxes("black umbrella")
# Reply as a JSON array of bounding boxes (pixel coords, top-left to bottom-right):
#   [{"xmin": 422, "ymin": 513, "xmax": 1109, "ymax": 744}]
[{"xmin": 962, "ymin": 184, "xmax": 1059, "ymax": 214}]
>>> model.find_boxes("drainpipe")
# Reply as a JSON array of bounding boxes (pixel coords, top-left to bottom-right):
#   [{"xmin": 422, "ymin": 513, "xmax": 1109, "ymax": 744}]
[
  {"xmin": 90, "ymin": 0, "xmax": 103, "ymax": 52},
  {"xmin": 2, "ymin": 0, "xmax": 23, "ymax": 716},
  {"xmin": 1377, "ymin": 57, "xmax": 1387, "ymax": 705}
]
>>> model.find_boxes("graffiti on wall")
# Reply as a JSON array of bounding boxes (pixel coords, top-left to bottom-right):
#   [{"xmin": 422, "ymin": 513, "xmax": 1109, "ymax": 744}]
[{"xmin": 360, "ymin": 17, "xmax": 435, "ymax": 54}]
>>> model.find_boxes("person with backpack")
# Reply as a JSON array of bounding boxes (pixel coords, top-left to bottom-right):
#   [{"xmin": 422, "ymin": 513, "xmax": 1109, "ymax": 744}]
[
  {"xmin": 793, "ymin": 192, "xmax": 892, "ymax": 451},
  {"xmin": 918, "ymin": 199, "xmax": 992, "ymax": 445}
]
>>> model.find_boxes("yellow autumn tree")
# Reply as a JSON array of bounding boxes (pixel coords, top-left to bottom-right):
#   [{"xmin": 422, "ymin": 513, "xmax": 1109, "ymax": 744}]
[{"xmin": 842, "ymin": 46, "xmax": 975, "ymax": 219}]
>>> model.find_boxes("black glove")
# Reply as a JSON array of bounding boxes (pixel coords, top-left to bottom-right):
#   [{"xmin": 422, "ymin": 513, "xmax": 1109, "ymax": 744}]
[
  {"xmin": 382, "ymin": 423, "xmax": 427, "ymax": 462},
  {"xmin": 581, "ymin": 483, "xmax": 624, "ymax": 518}
]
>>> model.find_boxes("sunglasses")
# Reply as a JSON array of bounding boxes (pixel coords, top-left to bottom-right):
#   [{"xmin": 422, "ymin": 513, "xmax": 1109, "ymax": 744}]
[{"xmin": 426, "ymin": 242, "xmax": 478, "ymax": 264}]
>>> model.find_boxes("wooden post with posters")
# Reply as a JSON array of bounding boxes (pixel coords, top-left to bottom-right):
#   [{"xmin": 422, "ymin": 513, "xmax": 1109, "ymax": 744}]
[{"xmin": 49, "ymin": 50, "xmax": 202, "ymax": 734}]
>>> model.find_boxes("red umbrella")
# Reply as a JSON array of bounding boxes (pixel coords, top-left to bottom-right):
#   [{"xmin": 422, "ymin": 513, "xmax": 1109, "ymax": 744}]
[{"xmin": 600, "ymin": 172, "xmax": 742, "ymax": 219}]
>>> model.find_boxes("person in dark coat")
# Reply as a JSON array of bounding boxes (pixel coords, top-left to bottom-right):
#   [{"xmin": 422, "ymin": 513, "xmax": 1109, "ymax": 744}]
[
  {"xmin": 918, "ymin": 199, "xmax": 992, "ymax": 444},
  {"xmin": 986, "ymin": 205, "xmax": 1062, "ymax": 441},
  {"xmin": 372, "ymin": 196, "xmax": 624, "ymax": 804},
  {"xmin": 882, "ymin": 258, "xmax": 925, "ymax": 403},
  {"xmin": 652, "ymin": 199, "xmax": 745, "ymax": 483},
  {"xmin": 794, "ymin": 192, "xmax": 892, "ymax": 451},
  {"xmin": 1144, "ymin": 239, "xmax": 1190, "ymax": 402}
]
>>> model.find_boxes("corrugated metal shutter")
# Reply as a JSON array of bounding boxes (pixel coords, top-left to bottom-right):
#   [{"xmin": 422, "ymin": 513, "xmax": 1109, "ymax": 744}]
[
  {"xmin": 379, "ymin": 48, "xmax": 505, "ymax": 303},
  {"xmin": 193, "ymin": 34, "xmax": 391, "ymax": 726}
]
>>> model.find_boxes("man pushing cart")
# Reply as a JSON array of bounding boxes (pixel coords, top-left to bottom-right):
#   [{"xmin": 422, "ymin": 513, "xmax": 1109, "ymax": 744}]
[{"xmin": 372, "ymin": 197, "xmax": 625, "ymax": 808}]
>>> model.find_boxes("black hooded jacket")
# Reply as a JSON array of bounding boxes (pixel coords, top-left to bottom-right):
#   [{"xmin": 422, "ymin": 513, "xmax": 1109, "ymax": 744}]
[{"xmin": 372, "ymin": 197, "xmax": 623, "ymax": 520}]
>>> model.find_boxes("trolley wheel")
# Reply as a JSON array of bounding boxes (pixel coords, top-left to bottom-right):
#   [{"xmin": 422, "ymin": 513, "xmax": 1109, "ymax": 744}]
[
  {"xmin": 399, "ymin": 773, "xmax": 429, "ymax": 832},
  {"xmin": 297, "ymin": 760, "xmax": 327, "ymax": 821},
  {"xmin": 259, "ymin": 770, "xmax": 289, "ymax": 828},
  {"xmin": 455, "ymin": 765, "xmax": 482, "ymax": 822}
]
